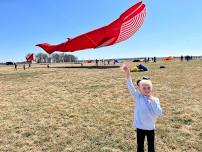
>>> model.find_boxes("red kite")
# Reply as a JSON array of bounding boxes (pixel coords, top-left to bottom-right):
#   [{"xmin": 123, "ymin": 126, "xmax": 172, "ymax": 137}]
[
  {"xmin": 36, "ymin": 1, "xmax": 146, "ymax": 54},
  {"xmin": 163, "ymin": 56, "xmax": 174, "ymax": 61},
  {"xmin": 26, "ymin": 54, "xmax": 34, "ymax": 62}
]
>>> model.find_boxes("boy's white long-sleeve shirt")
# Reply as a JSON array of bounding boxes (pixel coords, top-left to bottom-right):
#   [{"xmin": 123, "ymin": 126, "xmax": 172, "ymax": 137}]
[{"xmin": 127, "ymin": 76, "xmax": 162, "ymax": 130}]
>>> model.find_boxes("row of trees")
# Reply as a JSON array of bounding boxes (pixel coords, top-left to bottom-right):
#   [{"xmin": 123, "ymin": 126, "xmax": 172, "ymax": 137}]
[{"xmin": 29, "ymin": 53, "xmax": 78, "ymax": 63}]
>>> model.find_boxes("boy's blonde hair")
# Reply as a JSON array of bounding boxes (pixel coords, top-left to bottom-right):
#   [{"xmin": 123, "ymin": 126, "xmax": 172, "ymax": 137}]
[{"xmin": 139, "ymin": 80, "xmax": 153, "ymax": 89}]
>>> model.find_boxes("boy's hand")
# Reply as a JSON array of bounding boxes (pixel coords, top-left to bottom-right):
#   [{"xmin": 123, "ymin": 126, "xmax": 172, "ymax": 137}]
[
  {"xmin": 121, "ymin": 64, "xmax": 130, "ymax": 78},
  {"xmin": 121, "ymin": 64, "xmax": 129, "ymax": 73},
  {"xmin": 148, "ymin": 95, "xmax": 154, "ymax": 102}
]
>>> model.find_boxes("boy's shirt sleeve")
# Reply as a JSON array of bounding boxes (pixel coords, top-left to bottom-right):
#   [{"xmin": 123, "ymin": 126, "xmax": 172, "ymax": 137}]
[
  {"xmin": 127, "ymin": 76, "xmax": 140, "ymax": 99},
  {"xmin": 148, "ymin": 98, "xmax": 162, "ymax": 118}
]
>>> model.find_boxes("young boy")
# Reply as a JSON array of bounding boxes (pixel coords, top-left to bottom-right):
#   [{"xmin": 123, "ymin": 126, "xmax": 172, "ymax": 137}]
[{"xmin": 121, "ymin": 64, "xmax": 162, "ymax": 152}]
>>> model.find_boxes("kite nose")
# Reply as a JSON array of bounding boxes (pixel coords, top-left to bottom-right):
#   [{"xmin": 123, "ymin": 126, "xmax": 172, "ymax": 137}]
[{"xmin": 120, "ymin": 1, "xmax": 145, "ymax": 21}]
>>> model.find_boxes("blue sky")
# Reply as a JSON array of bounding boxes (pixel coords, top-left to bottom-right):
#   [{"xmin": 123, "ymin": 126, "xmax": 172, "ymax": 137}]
[{"xmin": 0, "ymin": 0, "xmax": 202, "ymax": 61}]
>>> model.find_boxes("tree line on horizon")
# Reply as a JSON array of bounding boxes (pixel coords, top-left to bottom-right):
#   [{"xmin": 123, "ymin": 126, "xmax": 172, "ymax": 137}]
[{"xmin": 27, "ymin": 53, "xmax": 78, "ymax": 63}]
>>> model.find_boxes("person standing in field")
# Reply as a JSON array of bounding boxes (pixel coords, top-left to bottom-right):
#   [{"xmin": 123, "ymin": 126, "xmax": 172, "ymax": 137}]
[
  {"xmin": 144, "ymin": 58, "xmax": 147, "ymax": 63},
  {"xmin": 121, "ymin": 64, "xmax": 162, "ymax": 152},
  {"xmin": 95, "ymin": 59, "xmax": 98, "ymax": 66},
  {"xmin": 23, "ymin": 64, "xmax": 26, "ymax": 70},
  {"xmin": 154, "ymin": 57, "xmax": 156, "ymax": 63},
  {"xmin": 14, "ymin": 63, "xmax": 17, "ymax": 70},
  {"xmin": 180, "ymin": 56, "xmax": 184, "ymax": 62}
]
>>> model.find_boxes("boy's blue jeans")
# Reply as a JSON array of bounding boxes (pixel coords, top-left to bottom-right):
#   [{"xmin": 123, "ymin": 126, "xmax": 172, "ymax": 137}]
[{"xmin": 137, "ymin": 128, "xmax": 155, "ymax": 152}]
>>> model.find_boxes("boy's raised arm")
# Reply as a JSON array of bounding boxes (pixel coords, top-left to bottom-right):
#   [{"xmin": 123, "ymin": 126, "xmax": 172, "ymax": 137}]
[{"xmin": 121, "ymin": 64, "xmax": 139, "ymax": 99}]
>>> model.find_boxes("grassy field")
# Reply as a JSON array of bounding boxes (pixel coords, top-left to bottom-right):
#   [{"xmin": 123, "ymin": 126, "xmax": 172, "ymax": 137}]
[{"xmin": 0, "ymin": 61, "xmax": 201, "ymax": 152}]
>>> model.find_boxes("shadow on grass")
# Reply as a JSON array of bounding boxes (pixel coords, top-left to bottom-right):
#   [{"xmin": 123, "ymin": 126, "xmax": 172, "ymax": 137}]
[{"xmin": 50, "ymin": 66, "xmax": 120, "ymax": 69}]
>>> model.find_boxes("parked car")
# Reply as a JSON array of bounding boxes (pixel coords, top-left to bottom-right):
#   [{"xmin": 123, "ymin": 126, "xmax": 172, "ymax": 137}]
[{"xmin": 6, "ymin": 62, "xmax": 14, "ymax": 65}]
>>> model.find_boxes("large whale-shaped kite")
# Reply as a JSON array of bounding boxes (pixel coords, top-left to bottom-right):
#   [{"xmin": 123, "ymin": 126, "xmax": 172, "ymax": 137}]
[{"xmin": 36, "ymin": 1, "xmax": 146, "ymax": 54}]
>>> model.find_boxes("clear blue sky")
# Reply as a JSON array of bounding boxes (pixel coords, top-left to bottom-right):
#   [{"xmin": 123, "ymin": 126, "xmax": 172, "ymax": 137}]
[{"xmin": 0, "ymin": 0, "xmax": 202, "ymax": 62}]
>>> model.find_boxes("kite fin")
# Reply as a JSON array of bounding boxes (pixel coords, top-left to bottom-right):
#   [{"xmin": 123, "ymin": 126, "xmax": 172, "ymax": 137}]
[
  {"xmin": 36, "ymin": 43, "xmax": 55, "ymax": 54},
  {"xmin": 66, "ymin": 38, "xmax": 72, "ymax": 41}
]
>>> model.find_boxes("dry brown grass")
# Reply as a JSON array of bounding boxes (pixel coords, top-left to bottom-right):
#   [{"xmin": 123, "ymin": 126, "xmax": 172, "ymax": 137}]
[{"xmin": 0, "ymin": 61, "xmax": 201, "ymax": 152}]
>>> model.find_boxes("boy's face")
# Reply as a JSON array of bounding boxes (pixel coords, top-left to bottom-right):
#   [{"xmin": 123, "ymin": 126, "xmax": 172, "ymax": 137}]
[{"xmin": 140, "ymin": 84, "xmax": 152, "ymax": 96}]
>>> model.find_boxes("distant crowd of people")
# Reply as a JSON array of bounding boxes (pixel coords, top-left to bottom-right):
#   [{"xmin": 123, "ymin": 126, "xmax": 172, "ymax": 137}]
[
  {"xmin": 95, "ymin": 59, "xmax": 116, "ymax": 66},
  {"xmin": 144, "ymin": 56, "xmax": 196, "ymax": 63},
  {"xmin": 12, "ymin": 55, "xmax": 199, "ymax": 70},
  {"xmin": 14, "ymin": 63, "xmax": 31, "ymax": 71},
  {"xmin": 144, "ymin": 57, "xmax": 157, "ymax": 63},
  {"xmin": 181, "ymin": 55, "xmax": 193, "ymax": 62}
]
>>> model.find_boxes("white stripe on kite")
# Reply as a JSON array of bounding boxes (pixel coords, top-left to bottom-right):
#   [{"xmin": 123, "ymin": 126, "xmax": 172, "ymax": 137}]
[{"xmin": 116, "ymin": 8, "xmax": 146, "ymax": 43}]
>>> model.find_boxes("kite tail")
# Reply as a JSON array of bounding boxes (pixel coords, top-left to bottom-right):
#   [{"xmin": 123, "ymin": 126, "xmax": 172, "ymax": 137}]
[{"xmin": 36, "ymin": 43, "xmax": 55, "ymax": 54}]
